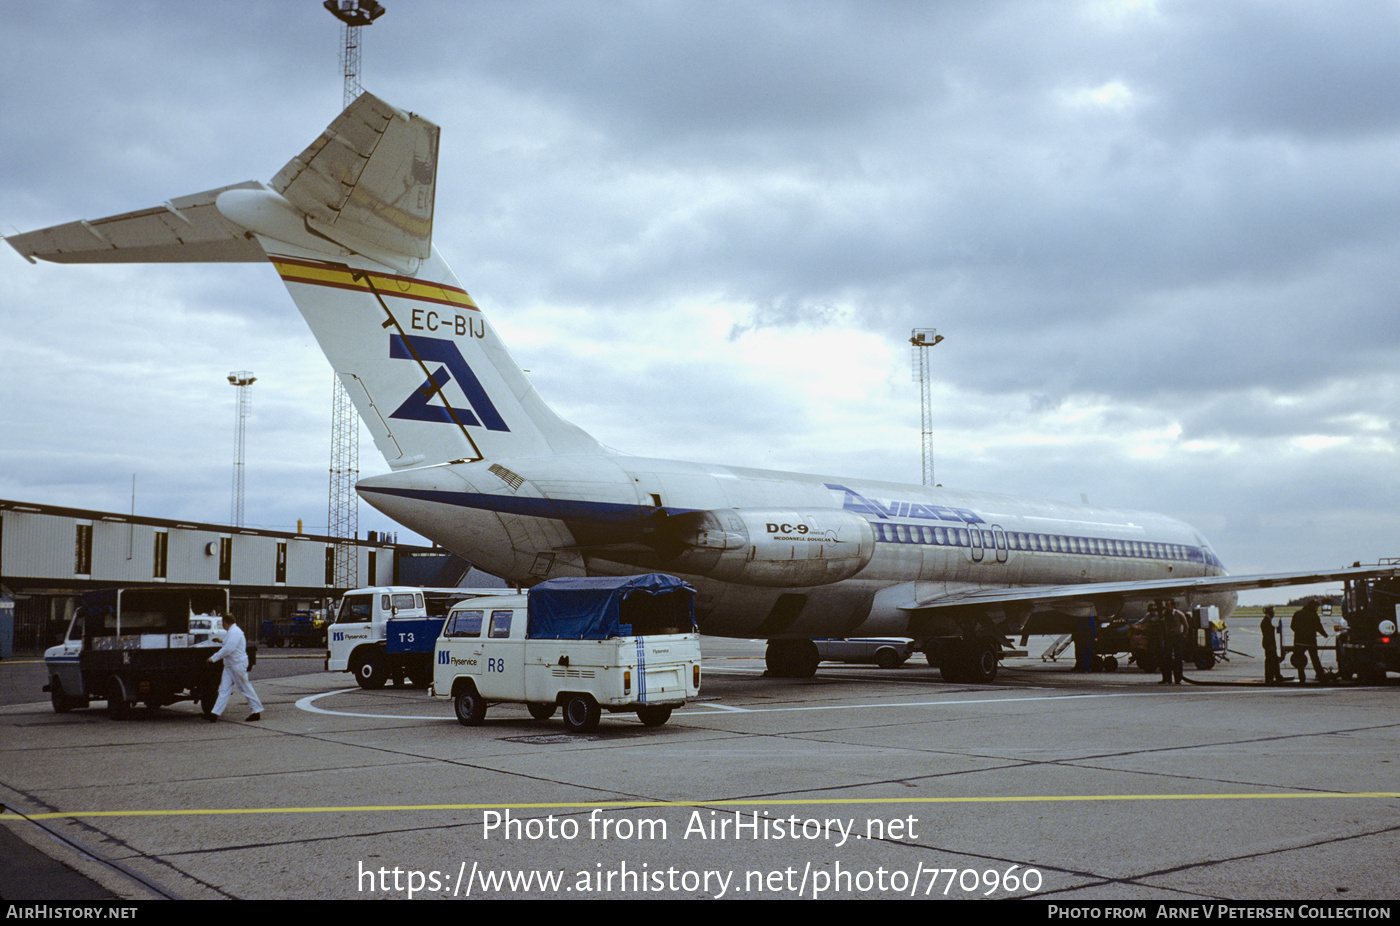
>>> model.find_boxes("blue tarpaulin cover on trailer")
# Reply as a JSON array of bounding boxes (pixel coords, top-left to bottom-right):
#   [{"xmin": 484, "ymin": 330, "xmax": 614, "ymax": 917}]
[{"xmin": 526, "ymin": 574, "xmax": 697, "ymax": 640}]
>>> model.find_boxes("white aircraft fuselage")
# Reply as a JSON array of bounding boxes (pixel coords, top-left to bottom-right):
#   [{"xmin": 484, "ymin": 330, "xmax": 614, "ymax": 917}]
[{"xmin": 357, "ymin": 450, "xmax": 1232, "ymax": 640}]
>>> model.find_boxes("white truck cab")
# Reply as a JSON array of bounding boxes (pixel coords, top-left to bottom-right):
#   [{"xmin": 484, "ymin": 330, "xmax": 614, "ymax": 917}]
[
  {"xmin": 432, "ymin": 574, "xmax": 701, "ymax": 733},
  {"xmin": 327, "ymin": 586, "xmax": 515, "ymax": 688}
]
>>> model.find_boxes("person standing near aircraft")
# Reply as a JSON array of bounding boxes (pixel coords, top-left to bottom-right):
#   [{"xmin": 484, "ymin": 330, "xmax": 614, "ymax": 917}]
[
  {"xmin": 206, "ymin": 613, "xmax": 262, "ymax": 722},
  {"xmin": 1290, "ymin": 600, "xmax": 1328, "ymax": 684},
  {"xmin": 1161, "ymin": 600, "xmax": 1188, "ymax": 685},
  {"xmin": 1260, "ymin": 605, "xmax": 1284, "ymax": 684}
]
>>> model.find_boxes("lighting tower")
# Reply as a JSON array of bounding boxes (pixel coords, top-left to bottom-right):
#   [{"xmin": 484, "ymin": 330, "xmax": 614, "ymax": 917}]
[
  {"xmin": 325, "ymin": 0, "xmax": 386, "ymax": 107},
  {"xmin": 323, "ymin": 0, "xmax": 385, "ymax": 589},
  {"xmin": 228, "ymin": 372, "xmax": 257, "ymax": 527},
  {"xmin": 909, "ymin": 329, "xmax": 944, "ymax": 487}
]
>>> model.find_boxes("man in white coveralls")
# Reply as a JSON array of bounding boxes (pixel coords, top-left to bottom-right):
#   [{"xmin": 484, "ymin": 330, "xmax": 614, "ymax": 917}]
[{"xmin": 205, "ymin": 613, "xmax": 263, "ymax": 722}]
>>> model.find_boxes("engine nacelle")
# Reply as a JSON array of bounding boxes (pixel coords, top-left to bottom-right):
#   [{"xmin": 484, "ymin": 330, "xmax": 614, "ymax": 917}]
[{"xmin": 663, "ymin": 508, "xmax": 876, "ymax": 587}]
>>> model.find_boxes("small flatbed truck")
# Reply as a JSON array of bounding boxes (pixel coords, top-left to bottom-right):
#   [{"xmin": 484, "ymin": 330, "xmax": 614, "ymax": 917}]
[
  {"xmin": 431, "ymin": 573, "xmax": 701, "ymax": 734},
  {"xmin": 43, "ymin": 587, "xmax": 241, "ymax": 719}
]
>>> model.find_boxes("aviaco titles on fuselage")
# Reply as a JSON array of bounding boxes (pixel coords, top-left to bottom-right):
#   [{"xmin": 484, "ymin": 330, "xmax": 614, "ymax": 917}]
[{"xmin": 11, "ymin": 92, "xmax": 1392, "ymax": 682}]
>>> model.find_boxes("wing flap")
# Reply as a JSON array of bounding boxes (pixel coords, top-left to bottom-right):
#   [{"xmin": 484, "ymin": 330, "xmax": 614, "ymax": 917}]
[{"xmin": 6, "ymin": 182, "xmax": 266, "ymax": 264}]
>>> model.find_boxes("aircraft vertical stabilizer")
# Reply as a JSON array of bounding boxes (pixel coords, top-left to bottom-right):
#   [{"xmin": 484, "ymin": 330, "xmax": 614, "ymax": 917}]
[{"xmin": 6, "ymin": 92, "xmax": 603, "ymax": 469}]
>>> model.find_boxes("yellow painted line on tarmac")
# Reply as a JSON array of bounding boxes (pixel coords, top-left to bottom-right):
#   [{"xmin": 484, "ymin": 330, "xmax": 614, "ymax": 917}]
[{"xmin": 6, "ymin": 791, "xmax": 1400, "ymax": 822}]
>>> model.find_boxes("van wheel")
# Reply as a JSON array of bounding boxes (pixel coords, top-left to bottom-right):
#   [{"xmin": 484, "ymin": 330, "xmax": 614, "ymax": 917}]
[
  {"xmin": 527, "ymin": 702, "xmax": 556, "ymax": 720},
  {"xmin": 636, "ymin": 705, "xmax": 672, "ymax": 727},
  {"xmin": 454, "ymin": 685, "xmax": 487, "ymax": 726},
  {"xmin": 351, "ymin": 650, "xmax": 388, "ymax": 690},
  {"xmin": 562, "ymin": 695, "xmax": 601, "ymax": 734}
]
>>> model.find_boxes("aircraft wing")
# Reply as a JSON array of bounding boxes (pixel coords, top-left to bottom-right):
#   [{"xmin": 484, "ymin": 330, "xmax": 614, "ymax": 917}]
[
  {"xmin": 902, "ymin": 563, "xmax": 1400, "ymax": 619},
  {"xmin": 5, "ymin": 182, "xmax": 268, "ymax": 264}
]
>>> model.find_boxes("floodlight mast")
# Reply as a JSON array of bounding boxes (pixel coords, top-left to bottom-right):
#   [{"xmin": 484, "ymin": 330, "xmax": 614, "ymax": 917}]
[
  {"xmin": 323, "ymin": 0, "xmax": 386, "ymax": 589},
  {"xmin": 228, "ymin": 372, "xmax": 256, "ymax": 528},
  {"xmin": 909, "ymin": 329, "xmax": 945, "ymax": 487},
  {"xmin": 325, "ymin": 1, "xmax": 387, "ymax": 108}
]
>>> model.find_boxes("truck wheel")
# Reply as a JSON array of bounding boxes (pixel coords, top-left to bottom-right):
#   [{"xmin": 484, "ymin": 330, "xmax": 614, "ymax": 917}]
[
  {"xmin": 106, "ymin": 676, "xmax": 130, "ymax": 721},
  {"xmin": 562, "ymin": 695, "xmax": 601, "ymax": 734},
  {"xmin": 1360, "ymin": 664, "xmax": 1387, "ymax": 685},
  {"xmin": 1194, "ymin": 652, "xmax": 1216, "ymax": 671},
  {"xmin": 527, "ymin": 702, "xmax": 556, "ymax": 720},
  {"xmin": 350, "ymin": 650, "xmax": 388, "ymax": 690},
  {"xmin": 636, "ymin": 705, "xmax": 672, "ymax": 727},
  {"xmin": 50, "ymin": 677, "xmax": 77, "ymax": 713},
  {"xmin": 454, "ymin": 685, "xmax": 487, "ymax": 726}
]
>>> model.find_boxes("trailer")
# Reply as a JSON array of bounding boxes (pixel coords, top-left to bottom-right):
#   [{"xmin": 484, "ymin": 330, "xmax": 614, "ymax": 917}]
[
  {"xmin": 1109, "ymin": 606, "xmax": 1222, "ymax": 673},
  {"xmin": 43, "ymin": 587, "xmax": 239, "ymax": 719}
]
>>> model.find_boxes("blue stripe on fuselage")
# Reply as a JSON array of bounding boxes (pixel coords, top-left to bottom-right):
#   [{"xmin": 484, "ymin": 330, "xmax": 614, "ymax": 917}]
[{"xmin": 357, "ymin": 485, "xmax": 676, "ymax": 526}]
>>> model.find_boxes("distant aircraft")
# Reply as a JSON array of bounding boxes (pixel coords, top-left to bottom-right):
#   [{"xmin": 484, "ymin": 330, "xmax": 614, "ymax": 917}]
[{"xmin": 10, "ymin": 93, "xmax": 1392, "ymax": 680}]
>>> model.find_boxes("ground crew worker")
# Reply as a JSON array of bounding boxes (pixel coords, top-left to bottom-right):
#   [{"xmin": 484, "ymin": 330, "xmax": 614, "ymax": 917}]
[
  {"xmin": 206, "ymin": 613, "xmax": 263, "ymax": 722},
  {"xmin": 1260, "ymin": 605, "xmax": 1284, "ymax": 684},
  {"xmin": 1290, "ymin": 600, "xmax": 1328, "ymax": 684},
  {"xmin": 1161, "ymin": 599, "xmax": 1188, "ymax": 685}
]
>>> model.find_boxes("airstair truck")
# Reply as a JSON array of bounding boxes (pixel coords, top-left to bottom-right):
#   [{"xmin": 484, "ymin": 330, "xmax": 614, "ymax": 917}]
[{"xmin": 431, "ymin": 574, "xmax": 701, "ymax": 733}]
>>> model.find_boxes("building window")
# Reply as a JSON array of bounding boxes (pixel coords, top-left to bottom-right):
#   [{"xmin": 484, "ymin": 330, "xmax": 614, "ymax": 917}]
[
  {"xmin": 325, "ymin": 546, "xmax": 335, "ymax": 586},
  {"xmin": 218, "ymin": 537, "xmax": 233, "ymax": 582},
  {"xmin": 153, "ymin": 531, "xmax": 168, "ymax": 579},
  {"xmin": 275, "ymin": 542, "xmax": 287, "ymax": 584},
  {"xmin": 75, "ymin": 523, "xmax": 93, "ymax": 575}
]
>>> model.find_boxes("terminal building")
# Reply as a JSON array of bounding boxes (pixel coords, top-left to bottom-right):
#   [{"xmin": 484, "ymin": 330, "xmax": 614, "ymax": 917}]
[{"xmin": 0, "ymin": 498, "xmax": 481, "ymax": 655}]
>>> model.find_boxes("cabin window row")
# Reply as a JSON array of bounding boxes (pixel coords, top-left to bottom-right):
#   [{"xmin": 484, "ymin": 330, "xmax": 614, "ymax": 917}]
[{"xmin": 870, "ymin": 522, "xmax": 1194, "ymax": 562}]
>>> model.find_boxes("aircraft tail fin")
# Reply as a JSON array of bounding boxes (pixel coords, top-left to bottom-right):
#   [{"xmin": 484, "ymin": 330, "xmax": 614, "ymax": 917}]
[
  {"xmin": 265, "ymin": 247, "xmax": 602, "ymax": 468},
  {"xmin": 8, "ymin": 92, "xmax": 602, "ymax": 469},
  {"xmin": 270, "ymin": 93, "xmax": 437, "ymax": 265}
]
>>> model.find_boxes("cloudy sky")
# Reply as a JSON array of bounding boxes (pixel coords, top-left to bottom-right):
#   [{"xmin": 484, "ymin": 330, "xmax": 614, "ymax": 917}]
[{"xmin": 3, "ymin": 1, "xmax": 1399, "ymax": 602}]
